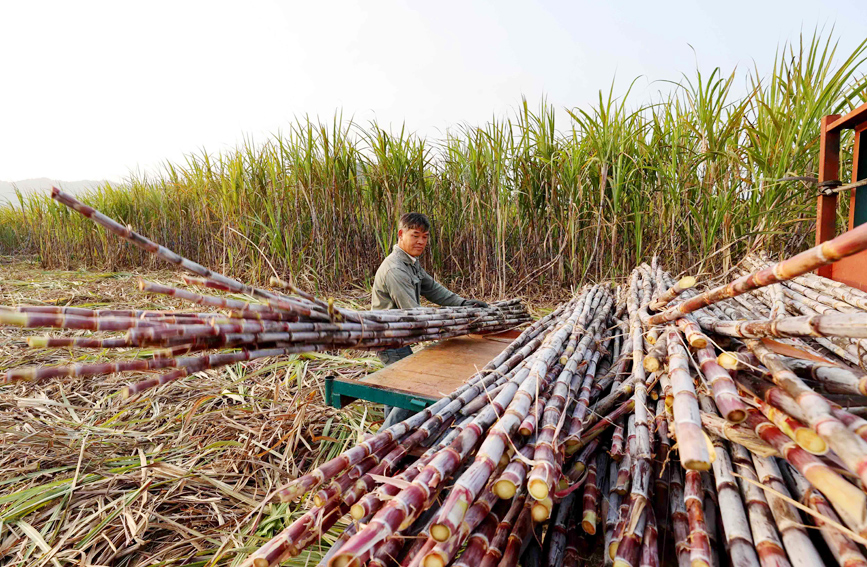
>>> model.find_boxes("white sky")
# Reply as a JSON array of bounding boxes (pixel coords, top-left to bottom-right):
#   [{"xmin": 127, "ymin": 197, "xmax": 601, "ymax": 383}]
[{"xmin": 1, "ymin": 0, "xmax": 865, "ymax": 183}]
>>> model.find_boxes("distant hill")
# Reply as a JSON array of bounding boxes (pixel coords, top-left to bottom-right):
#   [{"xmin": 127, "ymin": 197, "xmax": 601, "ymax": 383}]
[{"xmin": 0, "ymin": 178, "xmax": 111, "ymax": 205}]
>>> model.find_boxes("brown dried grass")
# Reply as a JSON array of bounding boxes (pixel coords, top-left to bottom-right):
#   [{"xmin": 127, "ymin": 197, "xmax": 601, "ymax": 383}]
[{"xmin": 0, "ymin": 261, "xmax": 386, "ymax": 567}]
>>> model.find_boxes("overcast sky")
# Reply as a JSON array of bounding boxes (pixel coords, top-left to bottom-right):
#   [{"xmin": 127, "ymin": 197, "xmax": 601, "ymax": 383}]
[{"xmin": 1, "ymin": 0, "xmax": 865, "ymax": 184}]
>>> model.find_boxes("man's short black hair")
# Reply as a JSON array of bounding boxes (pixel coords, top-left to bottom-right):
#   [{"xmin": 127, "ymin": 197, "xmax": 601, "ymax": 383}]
[{"xmin": 399, "ymin": 212, "xmax": 431, "ymax": 233}]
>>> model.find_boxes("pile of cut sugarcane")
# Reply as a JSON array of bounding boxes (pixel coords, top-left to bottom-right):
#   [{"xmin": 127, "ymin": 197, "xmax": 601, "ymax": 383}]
[
  {"xmin": 0, "ymin": 189, "xmax": 530, "ymax": 394},
  {"xmin": 6, "ymin": 188, "xmax": 867, "ymax": 567},
  {"xmin": 237, "ymin": 228, "xmax": 867, "ymax": 567}
]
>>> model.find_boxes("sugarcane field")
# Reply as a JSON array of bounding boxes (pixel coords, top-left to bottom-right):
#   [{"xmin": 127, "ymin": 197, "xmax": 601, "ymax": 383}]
[{"xmin": 4, "ymin": 6, "xmax": 867, "ymax": 567}]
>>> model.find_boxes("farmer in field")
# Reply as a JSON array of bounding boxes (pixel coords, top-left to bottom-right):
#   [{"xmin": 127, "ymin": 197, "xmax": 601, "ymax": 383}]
[{"xmin": 372, "ymin": 212, "xmax": 488, "ymax": 426}]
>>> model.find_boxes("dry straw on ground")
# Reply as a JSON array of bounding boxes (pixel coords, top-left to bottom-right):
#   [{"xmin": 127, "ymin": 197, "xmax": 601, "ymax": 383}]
[{"xmin": 0, "ymin": 261, "xmax": 399, "ymax": 567}]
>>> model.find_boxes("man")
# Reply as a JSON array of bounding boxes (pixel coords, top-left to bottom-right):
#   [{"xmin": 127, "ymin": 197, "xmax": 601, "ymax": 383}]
[{"xmin": 372, "ymin": 212, "xmax": 488, "ymax": 426}]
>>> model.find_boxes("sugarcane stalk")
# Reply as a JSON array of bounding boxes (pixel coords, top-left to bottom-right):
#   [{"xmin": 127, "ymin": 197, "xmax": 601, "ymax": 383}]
[
  {"xmin": 668, "ymin": 465, "xmax": 691, "ymax": 567},
  {"xmin": 729, "ymin": 443, "xmax": 791, "ymax": 567},
  {"xmin": 707, "ymin": 436, "xmax": 760, "ymax": 567},
  {"xmin": 751, "ymin": 454, "xmax": 822, "ymax": 567},
  {"xmin": 781, "ymin": 462, "xmax": 867, "ymax": 567},
  {"xmin": 637, "ymin": 508, "xmax": 658, "ymax": 567},
  {"xmin": 527, "ymin": 295, "xmax": 613, "ymax": 501},
  {"xmin": 422, "ymin": 488, "xmax": 509, "ymax": 567},
  {"xmin": 613, "ymin": 506, "xmax": 646, "ymax": 567},
  {"xmin": 544, "ymin": 491, "xmax": 577, "ymax": 567},
  {"xmin": 604, "ymin": 459, "xmax": 621, "ymax": 567},
  {"xmin": 450, "ymin": 512, "xmax": 499, "ymax": 567},
  {"xmin": 615, "ymin": 415, "xmax": 635, "ymax": 495},
  {"xmin": 666, "ymin": 326, "xmax": 711, "ymax": 470},
  {"xmin": 785, "ymin": 357, "xmax": 867, "ymax": 397},
  {"xmin": 745, "ymin": 339, "xmax": 867, "ymax": 488},
  {"xmin": 582, "ymin": 450, "xmax": 607, "ymax": 534},
  {"xmin": 742, "ymin": 409, "xmax": 867, "ymax": 536},
  {"xmin": 649, "ymin": 276, "xmax": 697, "ymax": 312},
  {"xmin": 431, "ymin": 303, "xmax": 584, "ymax": 541},
  {"xmin": 683, "ymin": 468, "xmax": 713, "ymax": 567},
  {"xmin": 643, "ymin": 333, "xmax": 668, "ymax": 372},
  {"xmin": 478, "ymin": 494, "xmax": 527, "ymax": 567},
  {"xmin": 650, "ymin": 399, "xmax": 671, "ymax": 532}
]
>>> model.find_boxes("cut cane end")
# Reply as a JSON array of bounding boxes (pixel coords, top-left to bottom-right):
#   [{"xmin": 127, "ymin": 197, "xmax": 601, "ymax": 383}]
[
  {"xmin": 423, "ymin": 554, "xmax": 446, "ymax": 567},
  {"xmin": 531, "ymin": 501, "xmax": 551, "ymax": 522},
  {"xmin": 724, "ymin": 409, "xmax": 747, "ymax": 424},
  {"xmin": 643, "ymin": 357, "xmax": 660, "ymax": 373},
  {"xmin": 0, "ymin": 311, "xmax": 27, "ymax": 327},
  {"xmin": 688, "ymin": 336, "xmax": 708, "ymax": 348},
  {"xmin": 527, "ymin": 478, "xmax": 549, "ymax": 501},
  {"xmin": 349, "ymin": 504, "xmax": 366, "ymax": 520},
  {"xmin": 518, "ymin": 426, "xmax": 533, "ymax": 436},
  {"xmin": 690, "ymin": 560, "xmax": 711, "ymax": 567},
  {"xmin": 430, "ymin": 524, "xmax": 451, "ymax": 543},
  {"xmin": 330, "ymin": 555, "xmax": 356, "ymax": 567},
  {"xmin": 682, "ymin": 459, "xmax": 712, "ymax": 471},
  {"xmin": 581, "ymin": 514, "xmax": 597, "ymax": 535},
  {"xmin": 608, "ymin": 542, "xmax": 619, "ymax": 560},
  {"xmin": 679, "ymin": 276, "xmax": 697, "ymax": 289},
  {"xmin": 717, "ymin": 352, "xmax": 739, "ymax": 370},
  {"xmin": 26, "ymin": 337, "xmax": 49, "ymax": 348},
  {"xmin": 795, "ymin": 430, "xmax": 828, "ymax": 455},
  {"xmin": 494, "ymin": 480, "xmax": 516, "ymax": 499},
  {"xmin": 253, "ymin": 558, "xmax": 271, "ymax": 567}
]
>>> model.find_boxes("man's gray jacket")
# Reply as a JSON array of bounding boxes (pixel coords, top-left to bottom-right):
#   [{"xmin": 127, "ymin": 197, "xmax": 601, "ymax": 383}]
[{"xmin": 372, "ymin": 245, "xmax": 466, "ymax": 310}]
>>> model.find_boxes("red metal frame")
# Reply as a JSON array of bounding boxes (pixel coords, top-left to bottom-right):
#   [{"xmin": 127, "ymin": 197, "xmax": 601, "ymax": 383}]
[{"xmin": 815, "ymin": 102, "xmax": 867, "ymax": 289}]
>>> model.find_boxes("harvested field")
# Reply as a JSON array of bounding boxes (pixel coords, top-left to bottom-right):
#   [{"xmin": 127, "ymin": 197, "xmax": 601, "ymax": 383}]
[{"xmin": 0, "ymin": 261, "xmax": 471, "ymax": 566}]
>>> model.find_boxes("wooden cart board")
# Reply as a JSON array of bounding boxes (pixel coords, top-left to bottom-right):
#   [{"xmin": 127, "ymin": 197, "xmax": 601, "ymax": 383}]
[{"xmin": 325, "ymin": 329, "xmax": 521, "ymax": 411}]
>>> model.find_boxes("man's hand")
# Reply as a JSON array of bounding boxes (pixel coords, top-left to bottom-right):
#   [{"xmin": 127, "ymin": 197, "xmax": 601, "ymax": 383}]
[{"xmin": 462, "ymin": 299, "xmax": 489, "ymax": 309}]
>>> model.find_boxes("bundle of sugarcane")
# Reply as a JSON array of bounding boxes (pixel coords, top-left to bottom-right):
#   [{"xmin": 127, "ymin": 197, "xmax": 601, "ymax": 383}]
[
  {"xmin": 257, "ymin": 220, "xmax": 867, "ymax": 567},
  {"xmin": 0, "ymin": 189, "xmax": 530, "ymax": 394},
  {"xmin": 240, "ymin": 282, "xmax": 624, "ymax": 567},
  {"xmin": 620, "ymin": 221, "xmax": 867, "ymax": 567}
]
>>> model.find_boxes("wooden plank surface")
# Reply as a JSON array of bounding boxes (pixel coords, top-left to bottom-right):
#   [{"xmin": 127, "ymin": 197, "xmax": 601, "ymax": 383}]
[{"xmin": 359, "ymin": 330, "xmax": 520, "ymax": 400}]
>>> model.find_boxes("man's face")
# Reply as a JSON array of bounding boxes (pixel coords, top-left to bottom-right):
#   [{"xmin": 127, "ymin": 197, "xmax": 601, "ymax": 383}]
[{"xmin": 398, "ymin": 227, "xmax": 429, "ymax": 257}]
